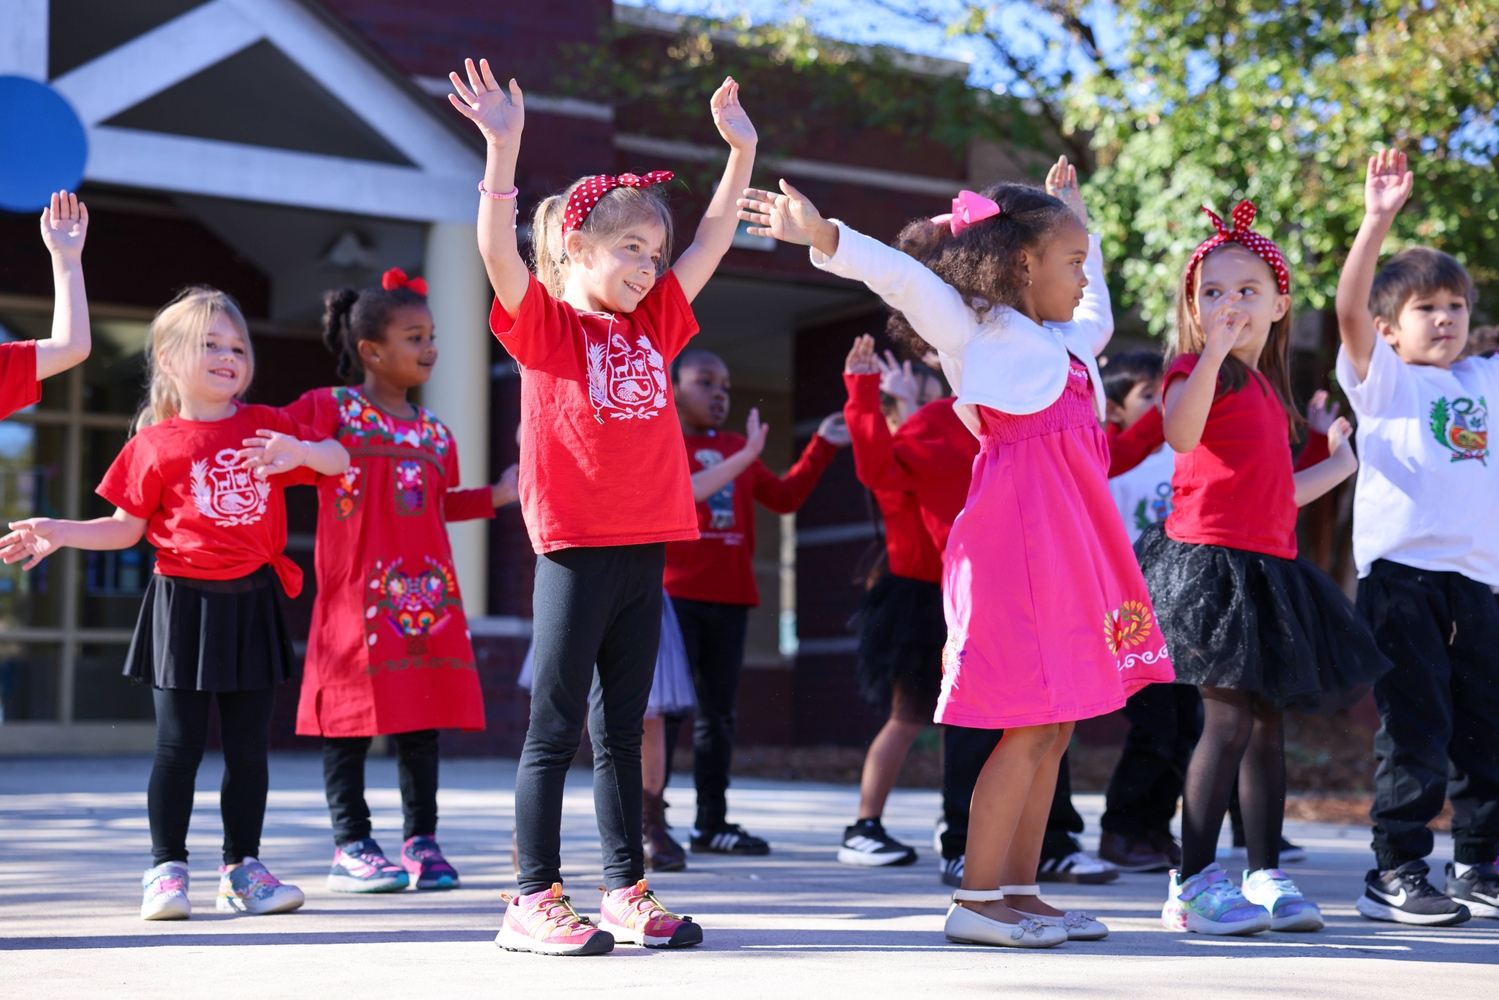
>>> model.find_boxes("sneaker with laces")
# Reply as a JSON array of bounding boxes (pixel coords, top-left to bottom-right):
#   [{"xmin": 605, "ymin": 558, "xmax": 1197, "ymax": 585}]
[
  {"xmin": 496, "ymin": 884, "xmax": 614, "ymax": 956},
  {"xmin": 327, "ymin": 838, "xmax": 409, "ymax": 893},
  {"xmin": 598, "ymin": 879, "xmax": 703, "ymax": 948},
  {"xmin": 1241, "ymin": 868, "xmax": 1323, "ymax": 931},
  {"xmin": 216, "ymin": 858, "xmax": 305, "ymax": 915},
  {"xmin": 141, "ymin": 861, "xmax": 191, "ymax": 921},
  {"xmin": 1444, "ymin": 861, "xmax": 1499, "ymax": 919},
  {"xmin": 837, "ymin": 818, "xmax": 917, "ymax": 867},
  {"xmin": 402, "ymin": 835, "xmax": 460, "ymax": 890},
  {"xmin": 1037, "ymin": 850, "xmax": 1120, "ymax": 884},
  {"xmin": 690, "ymin": 823, "xmax": 770, "ymax": 856},
  {"xmin": 1162, "ymin": 864, "xmax": 1271, "ymax": 935},
  {"xmin": 1356, "ymin": 860, "xmax": 1471, "ymax": 926}
]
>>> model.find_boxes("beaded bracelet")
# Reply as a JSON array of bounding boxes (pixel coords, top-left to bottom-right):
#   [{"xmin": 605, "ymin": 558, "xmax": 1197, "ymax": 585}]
[{"xmin": 478, "ymin": 181, "xmax": 520, "ymax": 200}]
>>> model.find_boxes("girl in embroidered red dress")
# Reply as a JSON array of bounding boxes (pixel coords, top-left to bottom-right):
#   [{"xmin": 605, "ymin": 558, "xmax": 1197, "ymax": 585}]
[{"xmin": 274, "ymin": 270, "xmax": 517, "ymax": 896}]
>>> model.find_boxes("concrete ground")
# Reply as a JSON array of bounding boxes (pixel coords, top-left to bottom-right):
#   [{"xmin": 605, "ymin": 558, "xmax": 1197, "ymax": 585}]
[{"xmin": 1, "ymin": 754, "xmax": 1493, "ymax": 998}]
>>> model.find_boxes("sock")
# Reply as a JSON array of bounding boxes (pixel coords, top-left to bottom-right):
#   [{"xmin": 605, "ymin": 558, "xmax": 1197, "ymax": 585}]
[
  {"xmin": 1453, "ymin": 861, "xmax": 1475, "ymax": 878},
  {"xmin": 854, "ymin": 816, "xmax": 881, "ymax": 829}
]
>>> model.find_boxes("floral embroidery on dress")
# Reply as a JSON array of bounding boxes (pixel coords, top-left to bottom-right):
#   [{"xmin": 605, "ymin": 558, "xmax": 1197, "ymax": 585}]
[
  {"xmin": 395, "ymin": 459, "xmax": 426, "ymax": 515},
  {"xmin": 331, "ymin": 387, "xmax": 452, "ymax": 457},
  {"xmin": 366, "ymin": 557, "xmax": 461, "ymax": 657},
  {"xmin": 1103, "ymin": 600, "xmax": 1170, "ymax": 670},
  {"xmin": 332, "ymin": 463, "xmax": 363, "ymax": 520}
]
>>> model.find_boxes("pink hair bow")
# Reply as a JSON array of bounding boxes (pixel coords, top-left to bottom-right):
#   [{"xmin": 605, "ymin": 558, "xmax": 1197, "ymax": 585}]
[{"xmin": 930, "ymin": 190, "xmax": 1002, "ymax": 236}]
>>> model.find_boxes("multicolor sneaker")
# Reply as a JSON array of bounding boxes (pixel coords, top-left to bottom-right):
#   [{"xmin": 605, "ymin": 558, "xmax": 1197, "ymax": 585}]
[
  {"xmin": 598, "ymin": 879, "xmax": 703, "ymax": 948},
  {"xmin": 216, "ymin": 858, "xmax": 305, "ymax": 915},
  {"xmin": 1241, "ymin": 868, "xmax": 1324, "ymax": 931},
  {"xmin": 327, "ymin": 838, "xmax": 409, "ymax": 893},
  {"xmin": 496, "ymin": 884, "xmax": 614, "ymax": 956},
  {"xmin": 401, "ymin": 835, "xmax": 460, "ymax": 890},
  {"xmin": 141, "ymin": 861, "xmax": 191, "ymax": 921},
  {"xmin": 1162, "ymin": 864, "xmax": 1271, "ymax": 935}
]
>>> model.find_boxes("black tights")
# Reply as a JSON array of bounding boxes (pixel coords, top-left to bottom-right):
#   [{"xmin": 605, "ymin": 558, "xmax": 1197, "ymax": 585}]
[
  {"xmin": 322, "ymin": 730, "xmax": 440, "ymax": 846},
  {"xmin": 1180, "ymin": 686, "xmax": 1285, "ymax": 877}
]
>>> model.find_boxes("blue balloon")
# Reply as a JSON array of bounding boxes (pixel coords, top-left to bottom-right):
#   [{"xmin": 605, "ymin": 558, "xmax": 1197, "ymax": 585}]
[{"xmin": 0, "ymin": 76, "xmax": 88, "ymax": 213}]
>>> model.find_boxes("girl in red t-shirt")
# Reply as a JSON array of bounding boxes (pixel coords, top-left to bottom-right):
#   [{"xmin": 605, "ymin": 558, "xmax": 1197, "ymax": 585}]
[
  {"xmin": 278, "ymin": 269, "xmax": 516, "ymax": 897},
  {"xmin": 0, "ymin": 287, "xmax": 349, "ymax": 922},
  {"xmin": 1140, "ymin": 202, "xmax": 1389, "ymax": 935},
  {"xmin": 448, "ymin": 58, "xmax": 757, "ymax": 954}
]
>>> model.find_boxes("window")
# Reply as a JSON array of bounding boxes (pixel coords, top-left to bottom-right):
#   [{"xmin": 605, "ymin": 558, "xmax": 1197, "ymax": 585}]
[{"xmin": 0, "ymin": 308, "xmax": 154, "ymax": 724}]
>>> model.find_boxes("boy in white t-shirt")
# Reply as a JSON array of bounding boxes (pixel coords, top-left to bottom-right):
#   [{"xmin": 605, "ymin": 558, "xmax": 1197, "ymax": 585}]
[{"xmin": 1335, "ymin": 149, "xmax": 1499, "ymax": 926}]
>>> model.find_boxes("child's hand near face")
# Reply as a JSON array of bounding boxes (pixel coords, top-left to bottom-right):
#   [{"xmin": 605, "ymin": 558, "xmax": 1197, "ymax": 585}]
[
  {"xmin": 448, "ymin": 58, "xmax": 524, "ymax": 149},
  {"xmin": 1200, "ymin": 290, "xmax": 1249, "ymax": 362},
  {"xmin": 1364, "ymin": 148, "xmax": 1413, "ymax": 221},
  {"xmin": 710, "ymin": 77, "xmax": 757, "ymax": 152},
  {"xmin": 1045, "ymin": 156, "xmax": 1088, "ymax": 228},
  {"xmin": 738, "ymin": 180, "xmax": 839, "ymax": 257},
  {"xmin": 1306, "ymin": 389, "xmax": 1342, "ymax": 435}
]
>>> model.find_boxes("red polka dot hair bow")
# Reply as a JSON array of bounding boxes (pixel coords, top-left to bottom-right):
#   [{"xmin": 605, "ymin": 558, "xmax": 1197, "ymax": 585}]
[
  {"xmin": 562, "ymin": 171, "xmax": 674, "ymax": 233},
  {"xmin": 1184, "ymin": 200, "xmax": 1290, "ymax": 295},
  {"xmin": 381, "ymin": 267, "xmax": 428, "ymax": 296}
]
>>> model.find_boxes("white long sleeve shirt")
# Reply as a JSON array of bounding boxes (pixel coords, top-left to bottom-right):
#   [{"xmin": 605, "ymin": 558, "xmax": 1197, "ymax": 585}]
[{"xmin": 810, "ymin": 221, "xmax": 1113, "ymax": 437}]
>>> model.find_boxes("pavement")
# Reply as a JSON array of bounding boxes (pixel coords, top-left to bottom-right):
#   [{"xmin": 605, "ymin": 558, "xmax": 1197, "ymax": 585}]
[{"xmin": 1, "ymin": 753, "xmax": 1493, "ymax": 998}]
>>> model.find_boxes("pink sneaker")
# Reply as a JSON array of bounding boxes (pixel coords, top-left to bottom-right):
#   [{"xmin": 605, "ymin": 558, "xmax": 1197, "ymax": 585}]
[
  {"xmin": 495, "ymin": 884, "xmax": 614, "ymax": 956},
  {"xmin": 598, "ymin": 880, "xmax": 703, "ymax": 948}
]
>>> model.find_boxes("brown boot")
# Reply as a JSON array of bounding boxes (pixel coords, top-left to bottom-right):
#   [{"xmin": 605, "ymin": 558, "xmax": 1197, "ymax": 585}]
[{"xmin": 643, "ymin": 790, "xmax": 687, "ymax": 872}]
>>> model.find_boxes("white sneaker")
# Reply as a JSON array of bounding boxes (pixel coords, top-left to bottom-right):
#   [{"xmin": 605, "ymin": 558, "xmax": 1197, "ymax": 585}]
[
  {"xmin": 944, "ymin": 889, "xmax": 1068, "ymax": 948},
  {"xmin": 216, "ymin": 858, "xmax": 305, "ymax": 915},
  {"xmin": 141, "ymin": 861, "xmax": 191, "ymax": 921},
  {"xmin": 1038, "ymin": 850, "xmax": 1120, "ymax": 884},
  {"xmin": 1241, "ymin": 868, "xmax": 1323, "ymax": 931},
  {"xmin": 933, "ymin": 818, "xmax": 948, "ymax": 853}
]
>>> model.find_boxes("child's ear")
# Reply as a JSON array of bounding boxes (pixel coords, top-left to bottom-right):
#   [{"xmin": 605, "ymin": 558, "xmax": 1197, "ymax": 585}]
[
  {"xmin": 356, "ymin": 338, "xmax": 380, "ymax": 366},
  {"xmin": 1104, "ymin": 399, "xmax": 1125, "ymax": 427},
  {"xmin": 1271, "ymin": 292, "xmax": 1291, "ymax": 323},
  {"xmin": 563, "ymin": 230, "xmax": 589, "ymax": 266},
  {"xmin": 1373, "ymin": 314, "xmax": 1399, "ymax": 344}
]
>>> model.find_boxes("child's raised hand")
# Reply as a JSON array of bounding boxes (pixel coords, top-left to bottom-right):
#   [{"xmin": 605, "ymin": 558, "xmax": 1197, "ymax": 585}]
[
  {"xmin": 39, "ymin": 190, "xmax": 87, "ymax": 260},
  {"xmin": 238, "ymin": 431, "xmax": 311, "ymax": 480},
  {"xmin": 1306, "ymin": 389, "xmax": 1342, "ymax": 434},
  {"xmin": 1364, "ymin": 148, "xmax": 1413, "ymax": 220},
  {"xmin": 1326, "ymin": 416, "xmax": 1355, "ymax": 456},
  {"xmin": 844, "ymin": 334, "xmax": 879, "ymax": 375},
  {"xmin": 448, "ymin": 58, "xmax": 524, "ymax": 148},
  {"xmin": 817, "ymin": 413, "xmax": 851, "ymax": 447},
  {"xmin": 1201, "ymin": 291, "xmax": 1250, "ymax": 361},
  {"xmin": 743, "ymin": 407, "xmax": 769, "ymax": 458},
  {"xmin": 710, "ymin": 77, "xmax": 757, "ymax": 152},
  {"xmin": 0, "ymin": 518, "xmax": 63, "ymax": 570},
  {"xmin": 738, "ymin": 179, "xmax": 834, "ymax": 251},
  {"xmin": 1045, "ymin": 155, "xmax": 1088, "ymax": 228},
  {"xmin": 876, "ymin": 350, "xmax": 919, "ymax": 406}
]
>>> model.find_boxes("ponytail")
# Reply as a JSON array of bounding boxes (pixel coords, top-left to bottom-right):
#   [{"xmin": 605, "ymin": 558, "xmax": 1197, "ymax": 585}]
[
  {"xmin": 530, "ymin": 194, "xmax": 569, "ymax": 297},
  {"xmin": 529, "ymin": 179, "xmax": 674, "ymax": 298}
]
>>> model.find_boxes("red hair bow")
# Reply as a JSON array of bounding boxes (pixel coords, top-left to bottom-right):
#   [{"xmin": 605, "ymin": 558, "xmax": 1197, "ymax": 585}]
[
  {"xmin": 381, "ymin": 267, "xmax": 428, "ymax": 296},
  {"xmin": 1183, "ymin": 200, "xmax": 1290, "ymax": 295},
  {"xmin": 562, "ymin": 171, "xmax": 674, "ymax": 234}
]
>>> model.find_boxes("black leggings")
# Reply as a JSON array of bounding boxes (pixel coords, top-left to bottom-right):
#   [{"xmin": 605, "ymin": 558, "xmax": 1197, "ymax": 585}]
[
  {"xmin": 515, "ymin": 544, "xmax": 663, "ymax": 895},
  {"xmin": 322, "ymin": 730, "xmax": 440, "ymax": 846},
  {"xmin": 670, "ymin": 598, "xmax": 749, "ymax": 832},
  {"xmin": 1180, "ymin": 687, "xmax": 1285, "ymax": 877},
  {"xmin": 148, "ymin": 686, "xmax": 277, "ymax": 867}
]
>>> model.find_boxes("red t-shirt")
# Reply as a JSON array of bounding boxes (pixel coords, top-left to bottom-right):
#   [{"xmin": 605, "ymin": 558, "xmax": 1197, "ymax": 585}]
[
  {"xmin": 0, "ymin": 341, "xmax": 41, "ymax": 418},
  {"xmin": 96, "ymin": 403, "xmax": 323, "ymax": 596},
  {"xmin": 664, "ymin": 431, "xmax": 838, "ymax": 605},
  {"xmin": 490, "ymin": 273, "xmax": 701, "ymax": 554},
  {"xmin": 1163, "ymin": 354, "xmax": 1298, "ymax": 558},
  {"xmin": 871, "ymin": 487, "xmax": 943, "ymax": 583}
]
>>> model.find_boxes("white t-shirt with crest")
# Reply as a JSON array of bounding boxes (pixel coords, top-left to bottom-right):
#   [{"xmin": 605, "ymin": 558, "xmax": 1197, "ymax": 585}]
[{"xmin": 1109, "ymin": 443, "xmax": 1175, "ymax": 544}]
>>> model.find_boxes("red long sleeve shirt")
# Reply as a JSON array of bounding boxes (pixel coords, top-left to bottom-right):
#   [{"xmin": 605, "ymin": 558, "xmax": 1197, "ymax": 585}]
[
  {"xmin": 664, "ymin": 430, "xmax": 838, "ymax": 606},
  {"xmin": 870, "ymin": 487, "xmax": 944, "ymax": 583}
]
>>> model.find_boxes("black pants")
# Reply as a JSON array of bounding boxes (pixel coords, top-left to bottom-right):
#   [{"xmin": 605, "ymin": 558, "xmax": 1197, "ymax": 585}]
[
  {"xmin": 515, "ymin": 544, "xmax": 663, "ymax": 895},
  {"xmin": 148, "ymin": 686, "xmax": 277, "ymax": 866},
  {"xmin": 322, "ymin": 729, "xmax": 440, "ymax": 846},
  {"xmin": 1101, "ymin": 682, "xmax": 1202, "ymax": 837},
  {"xmin": 670, "ymin": 597, "xmax": 749, "ymax": 832},
  {"xmin": 1359, "ymin": 560, "xmax": 1499, "ymax": 868},
  {"xmin": 940, "ymin": 726, "xmax": 1083, "ymax": 862}
]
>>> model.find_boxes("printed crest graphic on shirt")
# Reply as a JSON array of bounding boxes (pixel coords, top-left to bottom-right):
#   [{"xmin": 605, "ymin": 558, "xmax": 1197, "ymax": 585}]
[
  {"xmin": 1429, "ymin": 395, "xmax": 1489, "ymax": 464},
  {"xmin": 693, "ymin": 448, "xmax": 736, "ymax": 528},
  {"xmin": 366, "ymin": 557, "xmax": 461, "ymax": 656},
  {"xmin": 1133, "ymin": 482, "xmax": 1173, "ymax": 531},
  {"xmin": 190, "ymin": 448, "xmax": 270, "ymax": 526},
  {"xmin": 585, "ymin": 328, "xmax": 668, "ymax": 420}
]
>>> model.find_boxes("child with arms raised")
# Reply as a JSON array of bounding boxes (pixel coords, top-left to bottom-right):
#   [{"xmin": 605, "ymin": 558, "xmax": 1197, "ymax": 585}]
[
  {"xmin": 1, "ymin": 191, "xmax": 93, "ymax": 413},
  {"xmin": 742, "ymin": 158, "xmax": 1172, "ymax": 948},
  {"xmin": 1, "ymin": 288, "xmax": 348, "ymax": 920},
  {"xmin": 448, "ymin": 57, "xmax": 756, "ymax": 955}
]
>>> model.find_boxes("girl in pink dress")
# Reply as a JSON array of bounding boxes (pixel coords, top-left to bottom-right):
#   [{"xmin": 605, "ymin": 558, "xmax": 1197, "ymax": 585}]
[{"xmin": 740, "ymin": 158, "xmax": 1173, "ymax": 949}]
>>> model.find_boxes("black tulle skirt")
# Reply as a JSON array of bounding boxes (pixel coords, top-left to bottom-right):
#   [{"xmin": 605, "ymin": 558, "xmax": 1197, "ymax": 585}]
[
  {"xmin": 848, "ymin": 572, "xmax": 945, "ymax": 710},
  {"xmin": 123, "ymin": 566, "xmax": 298, "ymax": 692},
  {"xmin": 1135, "ymin": 523, "xmax": 1392, "ymax": 713}
]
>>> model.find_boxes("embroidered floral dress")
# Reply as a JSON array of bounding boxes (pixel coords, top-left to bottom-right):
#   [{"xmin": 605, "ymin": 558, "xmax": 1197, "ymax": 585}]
[{"xmin": 285, "ymin": 387, "xmax": 494, "ymax": 737}]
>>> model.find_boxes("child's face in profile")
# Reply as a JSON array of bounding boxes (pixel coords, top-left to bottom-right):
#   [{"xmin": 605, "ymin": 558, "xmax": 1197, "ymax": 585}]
[
  {"xmin": 674, "ymin": 356, "xmax": 730, "ymax": 431},
  {"xmin": 360, "ymin": 305, "xmax": 436, "ymax": 390},
  {"xmin": 1193, "ymin": 245, "xmax": 1290, "ymax": 365},
  {"xmin": 1026, "ymin": 216, "xmax": 1092, "ymax": 323},
  {"xmin": 1379, "ymin": 288, "xmax": 1470, "ymax": 369},
  {"xmin": 1108, "ymin": 378, "xmax": 1160, "ymax": 430},
  {"xmin": 565, "ymin": 220, "xmax": 666, "ymax": 315}
]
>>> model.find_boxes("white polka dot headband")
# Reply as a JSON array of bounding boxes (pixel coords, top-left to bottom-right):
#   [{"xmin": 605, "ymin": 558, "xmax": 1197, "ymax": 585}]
[
  {"xmin": 1184, "ymin": 200, "xmax": 1290, "ymax": 295},
  {"xmin": 562, "ymin": 171, "xmax": 675, "ymax": 234}
]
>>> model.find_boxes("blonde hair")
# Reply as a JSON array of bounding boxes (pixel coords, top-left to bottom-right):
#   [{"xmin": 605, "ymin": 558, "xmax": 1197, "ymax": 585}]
[
  {"xmin": 135, "ymin": 286, "xmax": 253, "ymax": 432},
  {"xmin": 530, "ymin": 181, "xmax": 674, "ymax": 297}
]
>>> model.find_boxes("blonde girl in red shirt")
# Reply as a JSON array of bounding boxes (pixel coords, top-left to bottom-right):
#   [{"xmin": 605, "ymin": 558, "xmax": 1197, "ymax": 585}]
[
  {"xmin": 448, "ymin": 58, "xmax": 756, "ymax": 955},
  {"xmin": 0, "ymin": 287, "xmax": 349, "ymax": 921}
]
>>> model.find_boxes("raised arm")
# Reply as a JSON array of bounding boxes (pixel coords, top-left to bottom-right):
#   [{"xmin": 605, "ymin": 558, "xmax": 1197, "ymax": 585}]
[
  {"xmin": 0, "ymin": 509, "xmax": 146, "ymax": 570},
  {"xmin": 1044, "ymin": 157, "xmax": 1113, "ymax": 356},
  {"xmin": 448, "ymin": 59, "xmax": 530, "ymax": 317},
  {"xmin": 843, "ymin": 336, "xmax": 919, "ymax": 493},
  {"xmin": 1162, "ymin": 292, "xmax": 1247, "ymax": 452},
  {"xmin": 692, "ymin": 409, "xmax": 767, "ymax": 502},
  {"xmin": 1335, "ymin": 149, "xmax": 1413, "ymax": 382},
  {"xmin": 1293, "ymin": 417, "xmax": 1358, "ymax": 506},
  {"xmin": 36, "ymin": 191, "xmax": 91, "ymax": 380},
  {"xmin": 670, "ymin": 78, "xmax": 757, "ymax": 303}
]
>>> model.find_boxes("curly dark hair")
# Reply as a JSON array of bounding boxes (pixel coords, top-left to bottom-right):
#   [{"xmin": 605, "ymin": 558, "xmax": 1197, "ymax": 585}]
[
  {"xmin": 321, "ymin": 283, "xmax": 428, "ymax": 384},
  {"xmin": 883, "ymin": 183, "xmax": 1076, "ymax": 355}
]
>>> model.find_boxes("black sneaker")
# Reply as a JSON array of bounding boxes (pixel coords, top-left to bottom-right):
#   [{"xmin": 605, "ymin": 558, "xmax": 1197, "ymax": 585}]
[
  {"xmin": 1445, "ymin": 861, "xmax": 1499, "ymax": 918},
  {"xmin": 939, "ymin": 855, "xmax": 963, "ymax": 888},
  {"xmin": 690, "ymin": 823, "xmax": 770, "ymax": 856},
  {"xmin": 1355, "ymin": 860, "xmax": 1472, "ymax": 925},
  {"xmin": 837, "ymin": 819, "xmax": 917, "ymax": 867}
]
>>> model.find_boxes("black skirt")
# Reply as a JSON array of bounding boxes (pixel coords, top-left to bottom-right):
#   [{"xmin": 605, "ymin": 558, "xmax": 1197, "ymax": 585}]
[
  {"xmin": 1135, "ymin": 523, "xmax": 1392, "ymax": 713},
  {"xmin": 122, "ymin": 566, "xmax": 298, "ymax": 692},
  {"xmin": 847, "ymin": 572, "xmax": 945, "ymax": 709}
]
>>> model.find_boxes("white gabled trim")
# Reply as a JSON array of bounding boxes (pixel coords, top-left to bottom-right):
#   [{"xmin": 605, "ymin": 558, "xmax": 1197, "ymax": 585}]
[
  {"xmin": 411, "ymin": 75, "xmax": 615, "ymax": 122},
  {"xmin": 0, "ymin": 0, "xmax": 48, "ymax": 78},
  {"xmin": 614, "ymin": 133, "xmax": 962, "ymax": 197}
]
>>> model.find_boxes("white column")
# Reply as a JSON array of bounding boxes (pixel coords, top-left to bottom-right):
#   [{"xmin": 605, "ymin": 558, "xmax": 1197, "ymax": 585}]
[
  {"xmin": 422, "ymin": 221, "xmax": 491, "ymax": 617},
  {"xmin": 0, "ymin": 0, "xmax": 49, "ymax": 78}
]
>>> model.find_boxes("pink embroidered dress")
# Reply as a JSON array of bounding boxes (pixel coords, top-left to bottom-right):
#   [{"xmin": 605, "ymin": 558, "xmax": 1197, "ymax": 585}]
[{"xmin": 812, "ymin": 221, "xmax": 1173, "ymax": 730}]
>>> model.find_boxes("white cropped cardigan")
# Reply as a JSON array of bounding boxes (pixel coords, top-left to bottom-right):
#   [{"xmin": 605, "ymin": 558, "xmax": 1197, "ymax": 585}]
[{"xmin": 810, "ymin": 221, "xmax": 1113, "ymax": 437}]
